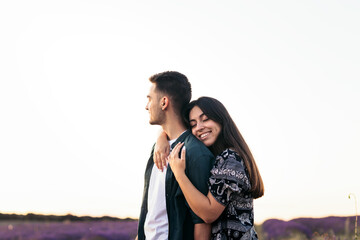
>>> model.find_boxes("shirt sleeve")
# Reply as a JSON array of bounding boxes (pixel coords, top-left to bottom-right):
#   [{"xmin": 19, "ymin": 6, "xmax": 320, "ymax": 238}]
[{"xmin": 208, "ymin": 151, "xmax": 251, "ymax": 206}]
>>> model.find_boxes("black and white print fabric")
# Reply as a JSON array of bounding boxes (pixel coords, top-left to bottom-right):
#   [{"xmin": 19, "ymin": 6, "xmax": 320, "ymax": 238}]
[{"xmin": 208, "ymin": 148, "xmax": 258, "ymax": 240}]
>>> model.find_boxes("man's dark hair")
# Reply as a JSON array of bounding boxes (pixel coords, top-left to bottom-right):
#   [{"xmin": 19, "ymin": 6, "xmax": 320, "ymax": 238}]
[{"xmin": 149, "ymin": 71, "xmax": 192, "ymax": 116}]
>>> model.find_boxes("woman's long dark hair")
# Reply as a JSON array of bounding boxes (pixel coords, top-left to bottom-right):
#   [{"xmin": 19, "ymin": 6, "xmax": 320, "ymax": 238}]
[{"xmin": 184, "ymin": 97, "xmax": 264, "ymax": 199}]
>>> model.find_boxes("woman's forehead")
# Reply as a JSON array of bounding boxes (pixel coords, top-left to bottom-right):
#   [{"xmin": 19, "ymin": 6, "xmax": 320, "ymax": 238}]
[{"xmin": 189, "ymin": 106, "xmax": 205, "ymax": 120}]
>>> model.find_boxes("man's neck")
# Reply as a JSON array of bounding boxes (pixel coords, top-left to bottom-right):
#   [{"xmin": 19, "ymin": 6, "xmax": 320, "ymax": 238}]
[{"xmin": 162, "ymin": 122, "xmax": 187, "ymax": 141}]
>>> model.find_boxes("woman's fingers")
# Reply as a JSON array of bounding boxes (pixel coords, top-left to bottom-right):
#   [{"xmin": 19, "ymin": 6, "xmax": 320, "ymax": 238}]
[
  {"xmin": 154, "ymin": 151, "xmax": 163, "ymax": 171},
  {"xmin": 172, "ymin": 142, "xmax": 184, "ymax": 157},
  {"xmin": 155, "ymin": 142, "xmax": 182, "ymax": 171},
  {"xmin": 158, "ymin": 153, "xmax": 164, "ymax": 171},
  {"xmin": 160, "ymin": 153, "xmax": 167, "ymax": 169},
  {"xmin": 169, "ymin": 142, "xmax": 184, "ymax": 163},
  {"xmin": 181, "ymin": 146, "xmax": 186, "ymax": 161},
  {"xmin": 168, "ymin": 143, "xmax": 186, "ymax": 177}
]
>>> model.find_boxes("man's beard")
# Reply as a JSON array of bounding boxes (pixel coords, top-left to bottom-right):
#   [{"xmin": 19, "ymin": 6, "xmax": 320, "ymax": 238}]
[{"xmin": 149, "ymin": 111, "xmax": 165, "ymax": 125}]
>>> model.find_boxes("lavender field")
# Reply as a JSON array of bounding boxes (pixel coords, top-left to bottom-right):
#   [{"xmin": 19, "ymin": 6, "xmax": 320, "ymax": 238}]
[
  {"xmin": 255, "ymin": 216, "xmax": 358, "ymax": 240},
  {"xmin": 0, "ymin": 214, "xmax": 358, "ymax": 240},
  {"xmin": 0, "ymin": 219, "xmax": 138, "ymax": 240}
]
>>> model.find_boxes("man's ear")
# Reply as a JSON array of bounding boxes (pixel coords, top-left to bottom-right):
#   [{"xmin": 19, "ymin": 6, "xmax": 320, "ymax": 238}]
[{"xmin": 161, "ymin": 96, "xmax": 169, "ymax": 110}]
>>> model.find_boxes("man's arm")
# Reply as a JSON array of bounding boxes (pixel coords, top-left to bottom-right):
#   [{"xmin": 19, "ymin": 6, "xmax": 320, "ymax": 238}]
[{"xmin": 194, "ymin": 223, "xmax": 211, "ymax": 240}]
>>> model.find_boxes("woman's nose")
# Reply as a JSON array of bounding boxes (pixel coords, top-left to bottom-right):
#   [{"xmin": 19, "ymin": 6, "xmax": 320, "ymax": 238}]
[{"xmin": 195, "ymin": 122, "xmax": 204, "ymax": 131}]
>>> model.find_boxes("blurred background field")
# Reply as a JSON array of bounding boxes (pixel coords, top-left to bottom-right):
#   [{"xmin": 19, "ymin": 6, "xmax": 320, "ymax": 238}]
[
  {"xmin": 0, "ymin": 213, "xmax": 137, "ymax": 240},
  {"xmin": 255, "ymin": 216, "xmax": 358, "ymax": 240},
  {"xmin": 0, "ymin": 213, "xmax": 358, "ymax": 240}
]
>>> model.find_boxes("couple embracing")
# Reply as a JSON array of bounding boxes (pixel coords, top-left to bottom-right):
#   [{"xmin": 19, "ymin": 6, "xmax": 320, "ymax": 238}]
[{"xmin": 136, "ymin": 71, "xmax": 264, "ymax": 240}]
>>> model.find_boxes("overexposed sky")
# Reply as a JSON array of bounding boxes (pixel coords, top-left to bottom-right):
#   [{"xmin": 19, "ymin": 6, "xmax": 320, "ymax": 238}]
[{"xmin": 1, "ymin": 0, "xmax": 359, "ymax": 224}]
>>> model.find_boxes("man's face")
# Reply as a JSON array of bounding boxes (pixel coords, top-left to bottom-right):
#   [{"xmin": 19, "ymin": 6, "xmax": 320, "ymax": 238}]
[{"xmin": 145, "ymin": 83, "xmax": 165, "ymax": 125}]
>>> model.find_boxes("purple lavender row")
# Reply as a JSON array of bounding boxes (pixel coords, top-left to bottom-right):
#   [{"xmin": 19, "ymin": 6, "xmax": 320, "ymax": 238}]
[
  {"xmin": 0, "ymin": 220, "xmax": 138, "ymax": 240},
  {"xmin": 262, "ymin": 216, "xmax": 357, "ymax": 239}
]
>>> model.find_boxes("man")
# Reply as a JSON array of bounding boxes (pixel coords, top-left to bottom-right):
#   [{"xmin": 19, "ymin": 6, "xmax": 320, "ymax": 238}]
[{"xmin": 137, "ymin": 71, "xmax": 215, "ymax": 240}]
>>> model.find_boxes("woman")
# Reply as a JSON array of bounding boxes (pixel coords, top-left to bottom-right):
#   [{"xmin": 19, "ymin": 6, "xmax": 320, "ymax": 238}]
[{"xmin": 155, "ymin": 96, "xmax": 264, "ymax": 240}]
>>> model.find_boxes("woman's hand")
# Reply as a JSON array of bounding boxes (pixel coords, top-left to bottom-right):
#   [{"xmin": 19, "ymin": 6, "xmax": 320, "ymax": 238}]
[
  {"xmin": 168, "ymin": 142, "xmax": 186, "ymax": 178},
  {"xmin": 154, "ymin": 131, "xmax": 170, "ymax": 171}
]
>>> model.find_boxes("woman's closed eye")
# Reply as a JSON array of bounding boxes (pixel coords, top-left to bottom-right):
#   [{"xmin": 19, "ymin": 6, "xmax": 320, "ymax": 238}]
[
  {"xmin": 200, "ymin": 113, "xmax": 209, "ymax": 121},
  {"xmin": 190, "ymin": 117, "xmax": 209, "ymax": 128}
]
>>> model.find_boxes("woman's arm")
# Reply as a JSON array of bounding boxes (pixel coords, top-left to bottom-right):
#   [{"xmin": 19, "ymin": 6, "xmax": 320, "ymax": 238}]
[
  {"xmin": 154, "ymin": 130, "xmax": 170, "ymax": 171},
  {"xmin": 194, "ymin": 223, "xmax": 211, "ymax": 240},
  {"xmin": 169, "ymin": 143, "xmax": 225, "ymax": 223}
]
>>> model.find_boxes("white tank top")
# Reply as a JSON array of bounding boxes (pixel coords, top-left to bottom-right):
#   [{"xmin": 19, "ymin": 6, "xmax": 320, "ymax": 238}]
[{"xmin": 144, "ymin": 139, "xmax": 176, "ymax": 240}]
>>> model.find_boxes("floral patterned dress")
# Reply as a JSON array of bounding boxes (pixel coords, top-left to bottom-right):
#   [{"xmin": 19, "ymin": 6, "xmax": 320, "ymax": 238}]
[{"xmin": 208, "ymin": 148, "xmax": 258, "ymax": 240}]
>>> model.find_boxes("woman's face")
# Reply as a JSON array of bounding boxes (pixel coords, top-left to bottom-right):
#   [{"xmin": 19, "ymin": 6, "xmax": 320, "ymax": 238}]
[{"xmin": 189, "ymin": 105, "xmax": 222, "ymax": 147}]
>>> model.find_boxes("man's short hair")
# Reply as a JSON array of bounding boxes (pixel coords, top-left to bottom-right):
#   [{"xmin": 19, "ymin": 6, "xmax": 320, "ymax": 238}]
[{"xmin": 149, "ymin": 71, "xmax": 192, "ymax": 115}]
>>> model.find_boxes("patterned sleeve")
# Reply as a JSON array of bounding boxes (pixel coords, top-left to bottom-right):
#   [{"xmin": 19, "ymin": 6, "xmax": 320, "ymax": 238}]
[{"xmin": 208, "ymin": 150, "xmax": 251, "ymax": 206}]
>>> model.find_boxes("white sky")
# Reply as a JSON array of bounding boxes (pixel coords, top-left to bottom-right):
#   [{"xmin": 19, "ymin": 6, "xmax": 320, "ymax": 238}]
[{"xmin": 1, "ymin": 0, "xmax": 359, "ymax": 224}]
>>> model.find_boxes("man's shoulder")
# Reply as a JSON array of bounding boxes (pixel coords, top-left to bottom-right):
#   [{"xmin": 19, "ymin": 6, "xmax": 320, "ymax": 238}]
[
  {"xmin": 183, "ymin": 133, "xmax": 213, "ymax": 157},
  {"xmin": 183, "ymin": 133, "xmax": 204, "ymax": 147}
]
